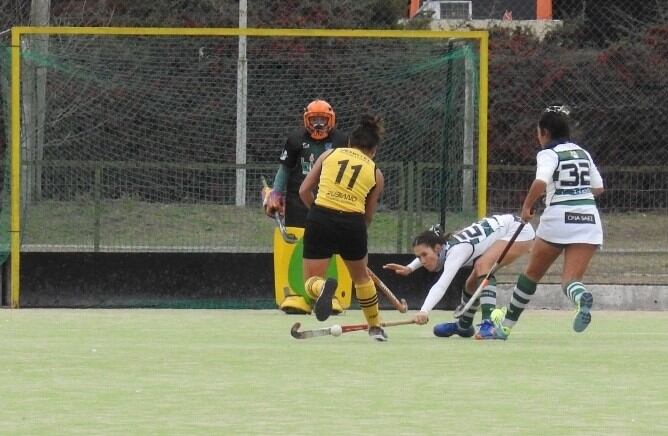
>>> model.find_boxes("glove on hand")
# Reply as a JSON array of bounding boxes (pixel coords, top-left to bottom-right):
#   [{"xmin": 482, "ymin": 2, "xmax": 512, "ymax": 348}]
[{"xmin": 263, "ymin": 190, "xmax": 285, "ymax": 217}]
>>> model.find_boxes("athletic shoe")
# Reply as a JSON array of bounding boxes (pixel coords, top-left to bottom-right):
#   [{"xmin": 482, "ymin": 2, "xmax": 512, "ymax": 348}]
[
  {"xmin": 433, "ymin": 321, "xmax": 475, "ymax": 338},
  {"xmin": 368, "ymin": 326, "xmax": 388, "ymax": 342},
  {"xmin": 480, "ymin": 308, "xmax": 509, "ymax": 340},
  {"xmin": 475, "ymin": 319, "xmax": 496, "ymax": 339},
  {"xmin": 573, "ymin": 292, "xmax": 593, "ymax": 333},
  {"xmin": 314, "ymin": 278, "xmax": 338, "ymax": 322}
]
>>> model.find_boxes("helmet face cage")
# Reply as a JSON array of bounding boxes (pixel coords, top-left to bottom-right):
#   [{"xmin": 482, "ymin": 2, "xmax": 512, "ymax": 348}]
[{"xmin": 303, "ymin": 99, "xmax": 335, "ymax": 140}]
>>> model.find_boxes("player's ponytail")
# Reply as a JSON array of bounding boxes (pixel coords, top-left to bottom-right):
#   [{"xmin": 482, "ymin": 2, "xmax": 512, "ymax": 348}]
[{"xmin": 350, "ymin": 114, "xmax": 384, "ymax": 151}]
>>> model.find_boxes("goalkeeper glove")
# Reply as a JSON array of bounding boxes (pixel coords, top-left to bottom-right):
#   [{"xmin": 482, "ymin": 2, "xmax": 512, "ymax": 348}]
[{"xmin": 263, "ymin": 190, "xmax": 285, "ymax": 217}]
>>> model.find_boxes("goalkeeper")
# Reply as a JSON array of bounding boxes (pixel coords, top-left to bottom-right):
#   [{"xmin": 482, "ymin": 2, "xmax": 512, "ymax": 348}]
[{"xmin": 264, "ymin": 99, "xmax": 349, "ymax": 314}]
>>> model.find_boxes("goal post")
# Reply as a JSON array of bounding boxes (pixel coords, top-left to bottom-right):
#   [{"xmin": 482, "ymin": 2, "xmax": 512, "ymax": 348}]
[{"xmin": 6, "ymin": 26, "xmax": 488, "ymax": 308}]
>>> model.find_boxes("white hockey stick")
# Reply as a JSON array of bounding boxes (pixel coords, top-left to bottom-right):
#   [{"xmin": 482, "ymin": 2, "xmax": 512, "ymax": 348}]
[
  {"xmin": 290, "ymin": 319, "xmax": 415, "ymax": 339},
  {"xmin": 452, "ymin": 222, "xmax": 527, "ymax": 318}
]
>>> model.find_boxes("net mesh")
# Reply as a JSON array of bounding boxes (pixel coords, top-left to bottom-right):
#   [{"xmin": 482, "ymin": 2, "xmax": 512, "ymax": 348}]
[
  {"xmin": 486, "ymin": 22, "xmax": 668, "ymax": 285},
  {"xmin": 5, "ymin": 30, "xmax": 480, "ymax": 255}
]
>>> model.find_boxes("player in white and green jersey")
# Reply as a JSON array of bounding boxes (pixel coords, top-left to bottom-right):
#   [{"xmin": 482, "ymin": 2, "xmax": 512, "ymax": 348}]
[
  {"xmin": 383, "ymin": 214, "xmax": 534, "ymax": 338},
  {"xmin": 482, "ymin": 106, "xmax": 605, "ymax": 340}
]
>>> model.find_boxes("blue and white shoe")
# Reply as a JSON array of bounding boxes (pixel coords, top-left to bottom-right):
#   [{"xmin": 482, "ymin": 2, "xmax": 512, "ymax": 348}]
[
  {"xmin": 476, "ymin": 309, "xmax": 510, "ymax": 340},
  {"xmin": 573, "ymin": 292, "xmax": 593, "ymax": 333},
  {"xmin": 433, "ymin": 321, "xmax": 475, "ymax": 338},
  {"xmin": 474, "ymin": 319, "xmax": 496, "ymax": 340}
]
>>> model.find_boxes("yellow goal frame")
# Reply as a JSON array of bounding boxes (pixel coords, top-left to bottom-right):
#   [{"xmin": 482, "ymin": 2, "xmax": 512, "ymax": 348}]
[{"xmin": 9, "ymin": 26, "xmax": 488, "ymax": 308}]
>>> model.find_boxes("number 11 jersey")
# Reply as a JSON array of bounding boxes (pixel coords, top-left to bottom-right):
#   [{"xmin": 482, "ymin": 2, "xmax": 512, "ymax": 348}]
[{"xmin": 315, "ymin": 148, "xmax": 377, "ymax": 214}]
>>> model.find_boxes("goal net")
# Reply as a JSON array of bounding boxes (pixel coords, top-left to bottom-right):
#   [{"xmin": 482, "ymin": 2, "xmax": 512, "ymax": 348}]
[{"xmin": 1, "ymin": 27, "xmax": 485, "ymax": 258}]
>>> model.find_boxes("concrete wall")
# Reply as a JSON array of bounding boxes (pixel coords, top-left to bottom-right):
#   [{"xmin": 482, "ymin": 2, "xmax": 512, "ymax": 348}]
[
  {"xmin": 429, "ymin": 19, "xmax": 563, "ymax": 40},
  {"xmin": 9, "ymin": 253, "xmax": 468, "ymax": 309},
  {"xmin": 502, "ymin": 284, "xmax": 668, "ymax": 311},
  {"xmin": 5, "ymin": 253, "xmax": 666, "ymax": 310}
]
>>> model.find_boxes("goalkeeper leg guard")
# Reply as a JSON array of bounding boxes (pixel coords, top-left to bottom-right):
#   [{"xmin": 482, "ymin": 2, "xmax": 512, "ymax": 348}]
[
  {"xmin": 331, "ymin": 297, "xmax": 344, "ymax": 315},
  {"xmin": 279, "ymin": 295, "xmax": 312, "ymax": 314},
  {"xmin": 305, "ymin": 276, "xmax": 325, "ymax": 300},
  {"xmin": 355, "ymin": 279, "xmax": 380, "ymax": 327}
]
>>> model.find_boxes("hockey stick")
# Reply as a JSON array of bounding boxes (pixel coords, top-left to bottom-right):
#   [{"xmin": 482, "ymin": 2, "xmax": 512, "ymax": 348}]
[
  {"xmin": 452, "ymin": 221, "xmax": 527, "ymax": 318},
  {"xmin": 274, "ymin": 212, "xmax": 298, "ymax": 244},
  {"xmin": 290, "ymin": 319, "xmax": 416, "ymax": 339},
  {"xmin": 366, "ymin": 267, "xmax": 408, "ymax": 313},
  {"xmin": 261, "ymin": 176, "xmax": 298, "ymax": 244}
]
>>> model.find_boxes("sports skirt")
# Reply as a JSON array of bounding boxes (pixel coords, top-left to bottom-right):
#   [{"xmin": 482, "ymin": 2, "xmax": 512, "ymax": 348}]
[{"xmin": 536, "ymin": 205, "xmax": 603, "ymax": 245}]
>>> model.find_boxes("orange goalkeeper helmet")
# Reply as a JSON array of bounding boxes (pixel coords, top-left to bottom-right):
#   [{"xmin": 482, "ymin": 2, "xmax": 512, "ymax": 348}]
[{"xmin": 303, "ymin": 99, "xmax": 335, "ymax": 140}]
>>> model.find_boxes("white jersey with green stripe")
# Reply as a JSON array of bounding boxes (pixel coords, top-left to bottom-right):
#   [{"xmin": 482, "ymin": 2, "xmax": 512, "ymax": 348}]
[
  {"xmin": 436, "ymin": 214, "xmax": 522, "ymax": 269},
  {"xmin": 536, "ymin": 141, "xmax": 603, "ymax": 206},
  {"xmin": 413, "ymin": 214, "xmax": 534, "ymax": 313}
]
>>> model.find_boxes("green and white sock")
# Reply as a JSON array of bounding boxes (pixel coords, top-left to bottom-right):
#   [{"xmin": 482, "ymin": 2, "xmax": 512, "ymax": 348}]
[
  {"xmin": 504, "ymin": 273, "xmax": 537, "ymax": 329},
  {"xmin": 563, "ymin": 281, "xmax": 587, "ymax": 306},
  {"xmin": 479, "ymin": 275, "xmax": 497, "ymax": 320},
  {"xmin": 457, "ymin": 291, "xmax": 479, "ymax": 329}
]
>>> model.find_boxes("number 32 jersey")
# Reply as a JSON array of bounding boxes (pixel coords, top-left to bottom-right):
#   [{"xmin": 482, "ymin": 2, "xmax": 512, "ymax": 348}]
[
  {"xmin": 535, "ymin": 141, "xmax": 604, "ymax": 245},
  {"xmin": 314, "ymin": 148, "xmax": 377, "ymax": 213},
  {"xmin": 536, "ymin": 141, "xmax": 603, "ymax": 206}
]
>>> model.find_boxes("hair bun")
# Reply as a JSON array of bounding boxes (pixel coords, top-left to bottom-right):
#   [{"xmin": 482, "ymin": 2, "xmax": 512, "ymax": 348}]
[
  {"xmin": 358, "ymin": 114, "xmax": 384, "ymax": 137},
  {"xmin": 360, "ymin": 114, "xmax": 379, "ymax": 127},
  {"xmin": 428, "ymin": 223, "xmax": 442, "ymax": 237}
]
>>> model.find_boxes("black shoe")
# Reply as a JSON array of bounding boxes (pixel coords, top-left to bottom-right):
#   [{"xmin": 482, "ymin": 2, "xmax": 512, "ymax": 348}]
[{"xmin": 314, "ymin": 278, "xmax": 338, "ymax": 322}]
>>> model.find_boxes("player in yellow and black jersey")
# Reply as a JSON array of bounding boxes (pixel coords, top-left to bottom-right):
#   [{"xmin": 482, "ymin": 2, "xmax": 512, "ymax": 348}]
[
  {"xmin": 299, "ymin": 114, "xmax": 388, "ymax": 341},
  {"xmin": 315, "ymin": 147, "xmax": 377, "ymax": 213}
]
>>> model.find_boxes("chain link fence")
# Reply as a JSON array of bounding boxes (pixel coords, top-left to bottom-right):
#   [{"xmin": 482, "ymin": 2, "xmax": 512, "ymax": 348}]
[
  {"xmin": 1, "ymin": 0, "xmax": 667, "ymax": 284},
  {"xmin": 484, "ymin": 1, "xmax": 668, "ymax": 284}
]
